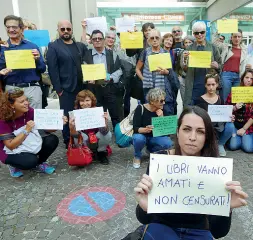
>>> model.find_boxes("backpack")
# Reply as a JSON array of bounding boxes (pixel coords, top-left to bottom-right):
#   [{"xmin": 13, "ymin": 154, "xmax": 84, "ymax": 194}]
[{"xmin": 114, "ymin": 105, "xmax": 144, "ymax": 148}]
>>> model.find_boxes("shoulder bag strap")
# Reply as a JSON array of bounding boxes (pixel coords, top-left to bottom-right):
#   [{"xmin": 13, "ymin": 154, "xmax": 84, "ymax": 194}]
[{"xmin": 141, "ymin": 224, "xmax": 149, "ymax": 240}]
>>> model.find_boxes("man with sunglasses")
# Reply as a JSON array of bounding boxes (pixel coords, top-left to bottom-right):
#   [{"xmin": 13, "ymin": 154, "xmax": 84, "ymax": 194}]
[
  {"xmin": 0, "ymin": 15, "xmax": 46, "ymax": 109},
  {"xmin": 47, "ymin": 20, "xmax": 88, "ymax": 148},
  {"xmin": 83, "ymin": 30, "xmax": 123, "ymax": 129},
  {"xmin": 181, "ymin": 21, "xmax": 221, "ymax": 107}
]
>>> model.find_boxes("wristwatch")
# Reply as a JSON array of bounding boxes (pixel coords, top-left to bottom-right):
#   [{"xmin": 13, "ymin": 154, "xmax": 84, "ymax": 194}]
[{"xmin": 22, "ymin": 129, "xmax": 29, "ymax": 136}]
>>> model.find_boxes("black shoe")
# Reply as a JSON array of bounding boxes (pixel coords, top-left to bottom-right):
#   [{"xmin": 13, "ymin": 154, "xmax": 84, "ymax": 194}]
[{"xmin": 97, "ymin": 151, "xmax": 109, "ymax": 165}]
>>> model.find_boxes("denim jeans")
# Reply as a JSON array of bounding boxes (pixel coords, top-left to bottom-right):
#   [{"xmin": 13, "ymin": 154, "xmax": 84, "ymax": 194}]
[
  {"xmin": 133, "ymin": 134, "xmax": 173, "ymax": 159},
  {"xmin": 221, "ymin": 71, "xmax": 240, "ymax": 102},
  {"xmin": 219, "ymin": 122, "xmax": 253, "ymax": 152},
  {"xmin": 143, "ymin": 223, "xmax": 213, "ymax": 240}
]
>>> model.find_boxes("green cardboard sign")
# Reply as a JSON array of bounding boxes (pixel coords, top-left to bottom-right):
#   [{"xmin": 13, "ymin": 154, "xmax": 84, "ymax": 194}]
[{"xmin": 152, "ymin": 115, "xmax": 177, "ymax": 137}]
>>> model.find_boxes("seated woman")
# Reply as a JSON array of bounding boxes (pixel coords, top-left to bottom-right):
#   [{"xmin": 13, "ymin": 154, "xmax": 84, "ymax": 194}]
[
  {"xmin": 132, "ymin": 88, "xmax": 173, "ymax": 169},
  {"xmin": 0, "ymin": 89, "xmax": 61, "ymax": 178},
  {"xmin": 219, "ymin": 70, "xmax": 253, "ymax": 155},
  {"xmin": 195, "ymin": 72, "xmax": 226, "ymax": 156},
  {"xmin": 134, "ymin": 106, "xmax": 248, "ymax": 239},
  {"xmin": 69, "ymin": 90, "xmax": 112, "ymax": 165}
]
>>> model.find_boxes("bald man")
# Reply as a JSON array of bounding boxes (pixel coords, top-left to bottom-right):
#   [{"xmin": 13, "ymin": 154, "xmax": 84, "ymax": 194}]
[{"xmin": 47, "ymin": 20, "xmax": 88, "ymax": 148}]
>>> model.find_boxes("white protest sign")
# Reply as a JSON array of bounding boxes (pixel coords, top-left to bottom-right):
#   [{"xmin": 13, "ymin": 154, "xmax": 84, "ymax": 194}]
[
  {"xmin": 73, "ymin": 107, "xmax": 105, "ymax": 131},
  {"xmin": 208, "ymin": 105, "xmax": 233, "ymax": 122},
  {"xmin": 34, "ymin": 109, "xmax": 64, "ymax": 130},
  {"xmin": 115, "ymin": 18, "xmax": 135, "ymax": 32},
  {"xmin": 148, "ymin": 154, "xmax": 233, "ymax": 217},
  {"xmin": 86, "ymin": 17, "xmax": 108, "ymax": 35}
]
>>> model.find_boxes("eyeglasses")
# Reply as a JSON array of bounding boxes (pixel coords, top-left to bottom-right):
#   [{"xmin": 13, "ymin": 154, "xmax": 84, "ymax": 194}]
[
  {"xmin": 172, "ymin": 30, "xmax": 181, "ymax": 34},
  {"xmin": 92, "ymin": 37, "xmax": 104, "ymax": 42},
  {"xmin": 194, "ymin": 31, "xmax": 206, "ymax": 35},
  {"xmin": 60, "ymin": 27, "xmax": 72, "ymax": 32},
  {"xmin": 5, "ymin": 25, "xmax": 19, "ymax": 30},
  {"xmin": 159, "ymin": 99, "xmax": 165, "ymax": 103},
  {"xmin": 150, "ymin": 36, "xmax": 160, "ymax": 40}
]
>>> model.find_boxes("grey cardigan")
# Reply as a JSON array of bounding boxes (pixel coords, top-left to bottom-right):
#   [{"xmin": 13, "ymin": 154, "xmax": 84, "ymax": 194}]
[{"xmin": 181, "ymin": 41, "xmax": 222, "ymax": 107}]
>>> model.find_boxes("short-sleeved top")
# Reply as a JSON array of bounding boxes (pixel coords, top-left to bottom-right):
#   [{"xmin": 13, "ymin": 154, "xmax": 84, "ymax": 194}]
[
  {"xmin": 226, "ymin": 93, "xmax": 253, "ymax": 134},
  {"xmin": 139, "ymin": 47, "xmax": 167, "ymax": 89},
  {"xmin": 223, "ymin": 47, "xmax": 241, "ymax": 73},
  {"xmin": 0, "ymin": 108, "xmax": 34, "ymax": 163},
  {"xmin": 133, "ymin": 105, "xmax": 160, "ymax": 137}
]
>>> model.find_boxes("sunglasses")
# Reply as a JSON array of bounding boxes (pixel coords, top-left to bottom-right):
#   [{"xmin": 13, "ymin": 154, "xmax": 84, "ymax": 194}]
[
  {"xmin": 5, "ymin": 25, "xmax": 19, "ymax": 30},
  {"xmin": 172, "ymin": 30, "xmax": 181, "ymax": 33},
  {"xmin": 92, "ymin": 37, "xmax": 104, "ymax": 42},
  {"xmin": 60, "ymin": 27, "xmax": 72, "ymax": 32},
  {"xmin": 194, "ymin": 31, "xmax": 206, "ymax": 35},
  {"xmin": 159, "ymin": 99, "xmax": 165, "ymax": 103},
  {"xmin": 150, "ymin": 36, "xmax": 160, "ymax": 40}
]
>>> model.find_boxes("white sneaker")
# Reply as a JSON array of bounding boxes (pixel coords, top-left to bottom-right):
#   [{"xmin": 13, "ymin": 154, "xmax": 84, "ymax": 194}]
[
  {"xmin": 218, "ymin": 145, "xmax": 227, "ymax": 157},
  {"xmin": 133, "ymin": 158, "xmax": 141, "ymax": 169}
]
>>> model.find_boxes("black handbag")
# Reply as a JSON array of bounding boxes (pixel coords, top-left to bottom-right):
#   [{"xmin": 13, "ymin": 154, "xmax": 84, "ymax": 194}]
[{"xmin": 130, "ymin": 75, "xmax": 145, "ymax": 101}]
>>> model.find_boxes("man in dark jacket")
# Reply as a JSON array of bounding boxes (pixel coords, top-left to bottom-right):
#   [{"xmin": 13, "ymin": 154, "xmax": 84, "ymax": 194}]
[
  {"xmin": 83, "ymin": 30, "xmax": 123, "ymax": 129},
  {"xmin": 47, "ymin": 20, "xmax": 88, "ymax": 147}
]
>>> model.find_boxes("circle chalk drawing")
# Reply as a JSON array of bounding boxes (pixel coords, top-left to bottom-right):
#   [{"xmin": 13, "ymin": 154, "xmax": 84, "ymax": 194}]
[{"xmin": 57, "ymin": 187, "xmax": 126, "ymax": 224}]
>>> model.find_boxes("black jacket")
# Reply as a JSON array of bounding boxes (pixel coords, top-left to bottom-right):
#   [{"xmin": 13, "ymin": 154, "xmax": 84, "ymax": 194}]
[{"xmin": 46, "ymin": 39, "xmax": 88, "ymax": 93}]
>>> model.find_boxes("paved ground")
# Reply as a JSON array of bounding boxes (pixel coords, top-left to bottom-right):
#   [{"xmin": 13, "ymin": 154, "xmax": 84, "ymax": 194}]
[{"xmin": 0, "ymin": 98, "xmax": 252, "ymax": 240}]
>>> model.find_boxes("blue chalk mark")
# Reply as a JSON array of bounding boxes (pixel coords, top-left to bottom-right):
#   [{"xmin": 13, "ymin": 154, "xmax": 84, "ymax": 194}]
[
  {"xmin": 68, "ymin": 195, "xmax": 98, "ymax": 216},
  {"xmin": 88, "ymin": 192, "xmax": 115, "ymax": 212}
]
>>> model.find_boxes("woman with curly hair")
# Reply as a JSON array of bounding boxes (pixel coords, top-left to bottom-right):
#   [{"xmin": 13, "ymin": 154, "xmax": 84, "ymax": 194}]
[
  {"xmin": 0, "ymin": 89, "xmax": 62, "ymax": 178},
  {"xmin": 69, "ymin": 90, "xmax": 112, "ymax": 165}
]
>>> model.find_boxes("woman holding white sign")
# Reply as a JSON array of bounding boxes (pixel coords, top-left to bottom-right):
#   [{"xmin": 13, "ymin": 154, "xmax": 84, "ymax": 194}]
[
  {"xmin": 69, "ymin": 90, "xmax": 112, "ymax": 165},
  {"xmin": 133, "ymin": 106, "xmax": 248, "ymax": 239},
  {"xmin": 132, "ymin": 88, "xmax": 173, "ymax": 169},
  {"xmin": 219, "ymin": 70, "xmax": 253, "ymax": 155},
  {"xmin": 0, "ymin": 89, "xmax": 60, "ymax": 178},
  {"xmin": 195, "ymin": 72, "xmax": 228, "ymax": 157}
]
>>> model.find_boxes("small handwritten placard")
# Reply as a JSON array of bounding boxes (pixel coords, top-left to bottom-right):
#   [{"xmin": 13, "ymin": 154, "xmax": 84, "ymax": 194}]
[
  {"xmin": 188, "ymin": 51, "xmax": 211, "ymax": 68},
  {"xmin": 115, "ymin": 17, "xmax": 135, "ymax": 32},
  {"xmin": 232, "ymin": 87, "xmax": 253, "ymax": 103},
  {"xmin": 208, "ymin": 105, "xmax": 233, "ymax": 122},
  {"xmin": 148, "ymin": 53, "xmax": 172, "ymax": 71},
  {"xmin": 148, "ymin": 154, "xmax": 233, "ymax": 217},
  {"xmin": 34, "ymin": 109, "xmax": 64, "ymax": 130},
  {"xmin": 152, "ymin": 115, "xmax": 177, "ymax": 137},
  {"xmin": 86, "ymin": 17, "xmax": 108, "ymax": 35},
  {"xmin": 73, "ymin": 107, "xmax": 105, "ymax": 131},
  {"xmin": 5, "ymin": 50, "xmax": 35, "ymax": 69},
  {"xmin": 217, "ymin": 19, "xmax": 238, "ymax": 34},
  {"xmin": 120, "ymin": 32, "xmax": 143, "ymax": 49}
]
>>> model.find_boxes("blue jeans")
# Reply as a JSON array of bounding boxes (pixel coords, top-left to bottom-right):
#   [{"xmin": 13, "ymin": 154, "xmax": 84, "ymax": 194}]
[
  {"xmin": 133, "ymin": 134, "xmax": 173, "ymax": 159},
  {"xmin": 143, "ymin": 223, "xmax": 212, "ymax": 240},
  {"xmin": 219, "ymin": 122, "xmax": 253, "ymax": 152},
  {"xmin": 221, "ymin": 72, "xmax": 240, "ymax": 102}
]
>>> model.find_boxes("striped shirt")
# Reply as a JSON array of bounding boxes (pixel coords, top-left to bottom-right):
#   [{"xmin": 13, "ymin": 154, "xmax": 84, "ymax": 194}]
[{"xmin": 139, "ymin": 47, "xmax": 167, "ymax": 89}]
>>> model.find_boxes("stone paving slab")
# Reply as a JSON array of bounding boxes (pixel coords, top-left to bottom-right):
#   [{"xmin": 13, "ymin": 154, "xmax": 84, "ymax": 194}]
[{"xmin": 0, "ymin": 131, "xmax": 252, "ymax": 240}]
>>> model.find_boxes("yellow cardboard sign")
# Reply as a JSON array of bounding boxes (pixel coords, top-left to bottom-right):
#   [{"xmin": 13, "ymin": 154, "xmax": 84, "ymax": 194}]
[
  {"xmin": 188, "ymin": 51, "xmax": 211, "ymax": 68},
  {"xmin": 120, "ymin": 32, "xmax": 143, "ymax": 49},
  {"xmin": 81, "ymin": 64, "xmax": 106, "ymax": 81},
  {"xmin": 5, "ymin": 50, "xmax": 35, "ymax": 69},
  {"xmin": 217, "ymin": 19, "xmax": 238, "ymax": 34},
  {"xmin": 148, "ymin": 53, "xmax": 172, "ymax": 71},
  {"xmin": 231, "ymin": 87, "xmax": 253, "ymax": 103}
]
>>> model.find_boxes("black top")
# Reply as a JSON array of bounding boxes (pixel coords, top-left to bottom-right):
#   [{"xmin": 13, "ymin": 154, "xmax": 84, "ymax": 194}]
[
  {"xmin": 136, "ymin": 205, "xmax": 232, "ymax": 239},
  {"xmin": 65, "ymin": 43, "xmax": 83, "ymax": 84},
  {"xmin": 195, "ymin": 95, "xmax": 225, "ymax": 133},
  {"xmin": 133, "ymin": 105, "xmax": 159, "ymax": 137}
]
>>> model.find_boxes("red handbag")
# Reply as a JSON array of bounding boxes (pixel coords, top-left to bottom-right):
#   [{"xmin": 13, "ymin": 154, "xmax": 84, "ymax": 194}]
[{"xmin": 67, "ymin": 135, "xmax": 93, "ymax": 166}]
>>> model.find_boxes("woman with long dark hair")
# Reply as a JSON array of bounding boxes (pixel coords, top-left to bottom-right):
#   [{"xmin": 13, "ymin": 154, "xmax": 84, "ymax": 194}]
[
  {"xmin": 219, "ymin": 69, "xmax": 253, "ymax": 155},
  {"xmin": 133, "ymin": 106, "xmax": 248, "ymax": 239}
]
